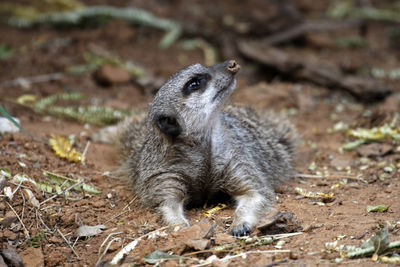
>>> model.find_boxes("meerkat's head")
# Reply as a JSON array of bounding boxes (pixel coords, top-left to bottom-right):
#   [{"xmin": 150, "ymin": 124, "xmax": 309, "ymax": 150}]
[{"xmin": 148, "ymin": 60, "xmax": 240, "ymax": 139}]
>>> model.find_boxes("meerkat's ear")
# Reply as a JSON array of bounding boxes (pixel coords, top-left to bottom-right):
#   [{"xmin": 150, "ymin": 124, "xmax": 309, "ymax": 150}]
[{"xmin": 156, "ymin": 115, "xmax": 182, "ymax": 138}]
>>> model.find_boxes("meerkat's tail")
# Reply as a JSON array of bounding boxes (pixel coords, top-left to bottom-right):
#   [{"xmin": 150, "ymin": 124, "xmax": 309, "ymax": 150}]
[
  {"xmin": 274, "ymin": 118, "xmax": 299, "ymax": 156},
  {"xmin": 260, "ymin": 111, "xmax": 300, "ymax": 159}
]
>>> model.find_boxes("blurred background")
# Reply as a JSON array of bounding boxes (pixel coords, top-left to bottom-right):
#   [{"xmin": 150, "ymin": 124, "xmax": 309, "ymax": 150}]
[{"xmin": 0, "ymin": 0, "xmax": 399, "ymax": 102}]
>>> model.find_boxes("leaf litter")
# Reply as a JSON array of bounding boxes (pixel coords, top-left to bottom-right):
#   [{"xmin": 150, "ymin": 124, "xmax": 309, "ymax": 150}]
[
  {"xmin": 49, "ymin": 134, "xmax": 83, "ymax": 162},
  {"xmin": 366, "ymin": 204, "xmax": 389, "ymax": 213}
]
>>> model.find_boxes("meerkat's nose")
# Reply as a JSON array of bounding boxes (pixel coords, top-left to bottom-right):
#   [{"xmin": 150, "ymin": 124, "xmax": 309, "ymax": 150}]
[{"xmin": 226, "ymin": 60, "xmax": 240, "ymax": 74}]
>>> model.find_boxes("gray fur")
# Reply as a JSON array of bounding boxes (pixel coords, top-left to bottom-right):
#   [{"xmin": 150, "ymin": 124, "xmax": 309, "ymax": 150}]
[{"xmin": 117, "ymin": 61, "xmax": 298, "ymax": 236}]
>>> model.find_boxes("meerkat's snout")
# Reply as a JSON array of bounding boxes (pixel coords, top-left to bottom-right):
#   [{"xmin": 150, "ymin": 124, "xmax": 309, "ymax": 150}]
[{"xmin": 227, "ymin": 60, "xmax": 240, "ymax": 74}]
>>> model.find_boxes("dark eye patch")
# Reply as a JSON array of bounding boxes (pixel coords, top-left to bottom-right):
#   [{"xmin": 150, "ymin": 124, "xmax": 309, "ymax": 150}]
[{"xmin": 182, "ymin": 74, "xmax": 209, "ymax": 95}]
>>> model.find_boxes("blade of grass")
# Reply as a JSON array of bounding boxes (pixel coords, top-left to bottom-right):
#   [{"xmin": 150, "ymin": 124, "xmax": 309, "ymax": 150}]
[{"xmin": 0, "ymin": 104, "xmax": 32, "ymax": 137}]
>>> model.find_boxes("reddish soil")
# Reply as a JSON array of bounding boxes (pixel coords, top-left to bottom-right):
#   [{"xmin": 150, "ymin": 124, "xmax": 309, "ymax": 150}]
[{"xmin": 1, "ymin": 1, "xmax": 400, "ymax": 266}]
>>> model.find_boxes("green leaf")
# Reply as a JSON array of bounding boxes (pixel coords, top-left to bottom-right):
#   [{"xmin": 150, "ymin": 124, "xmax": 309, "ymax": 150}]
[
  {"xmin": 43, "ymin": 170, "xmax": 101, "ymax": 195},
  {"xmin": 341, "ymin": 139, "xmax": 367, "ymax": 151},
  {"xmin": 12, "ymin": 173, "xmax": 53, "ymax": 193},
  {"xmin": 142, "ymin": 250, "xmax": 180, "ymax": 264},
  {"xmin": 0, "ymin": 168, "xmax": 11, "ymax": 178},
  {"xmin": 366, "ymin": 204, "xmax": 388, "ymax": 212}
]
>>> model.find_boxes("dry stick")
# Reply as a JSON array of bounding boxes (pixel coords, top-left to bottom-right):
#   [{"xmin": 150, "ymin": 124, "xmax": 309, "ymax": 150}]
[
  {"xmin": 110, "ymin": 224, "xmax": 175, "ymax": 265},
  {"xmin": 0, "ymin": 73, "xmax": 63, "ymax": 88},
  {"xmin": 98, "ymin": 232, "xmax": 124, "ymax": 255},
  {"xmin": 237, "ymin": 41, "xmax": 391, "ymax": 102},
  {"xmin": 103, "ymin": 197, "xmax": 137, "ymax": 224},
  {"xmin": 185, "ymin": 232, "xmax": 303, "ymax": 257},
  {"xmin": 37, "ymin": 213, "xmax": 52, "ymax": 232},
  {"xmin": 11, "ymin": 180, "xmax": 23, "ymax": 197},
  {"xmin": 57, "ymin": 228, "xmax": 80, "ymax": 259},
  {"xmin": 297, "ymin": 173, "xmax": 367, "ymax": 182},
  {"xmin": 259, "ymin": 232, "xmax": 303, "ymax": 240},
  {"xmin": 72, "ymin": 236, "xmax": 79, "ymax": 248},
  {"xmin": 18, "ymin": 187, "xmax": 26, "ymax": 228},
  {"xmin": 81, "ymin": 140, "xmax": 91, "ymax": 164},
  {"xmin": 97, "ymin": 236, "xmax": 122, "ymax": 265},
  {"xmin": 192, "ymin": 250, "xmax": 291, "ymax": 267},
  {"xmin": 260, "ymin": 19, "xmax": 363, "ymax": 46},
  {"xmin": 6, "ymin": 201, "xmax": 30, "ymax": 238}
]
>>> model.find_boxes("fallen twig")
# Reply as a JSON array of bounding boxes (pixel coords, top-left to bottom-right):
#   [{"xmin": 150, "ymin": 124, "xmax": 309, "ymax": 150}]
[
  {"xmin": 98, "ymin": 232, "xmax": 124, "ymax": 255},
  {"xmin": 192, "ymin": 250, "xmax": 291, "ymax": 267},
  {"xmin": 261, "ymin": 19, "xmax": 363, "ymax": 46},
  {"xmin": 0, "ymin": 73, "xmax": 63, "ymax": 89},
  {"xmin": 103, "ymin": 197, "xmax": 137, "ymax": 224},
  {"xmin": 57, "ymin": 228, "xmax": 80, "ymax": 259},
  {"xmin": 81, "ymin": 140, "xmax": 91, "ymax": 164},
  {"xmin": 97, "ymin": 235, "xmax": 122, "ymax": 265},
  {"xmin": 297, "ymin": 173, "xmax": 367, "ymax": 182},
  {"xmin": 238, "ymin": 41, "xmax": 391, "ymax": 102},
  {"xmin": 6, "ymin": 201, "xmax": 30, "ymax": 238},
  {"xmin": 110, "ymin": 224, "xmax": 175, "ymax": 265}
]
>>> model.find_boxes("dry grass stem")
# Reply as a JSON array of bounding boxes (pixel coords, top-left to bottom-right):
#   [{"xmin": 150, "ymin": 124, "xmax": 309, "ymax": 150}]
[
  {"xmin": 6, "ymin": 201, "xmax": 30, "ymax": 238},
  {"xmin": 57, "ymin": 228, "xmax": 80, "ymax": 259}
]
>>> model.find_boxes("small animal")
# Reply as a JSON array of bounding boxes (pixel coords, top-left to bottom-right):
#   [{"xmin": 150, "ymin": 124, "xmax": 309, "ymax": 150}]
[{"xmin": 116, "ymin": 60, "xmax": 298, "ymax": 236}]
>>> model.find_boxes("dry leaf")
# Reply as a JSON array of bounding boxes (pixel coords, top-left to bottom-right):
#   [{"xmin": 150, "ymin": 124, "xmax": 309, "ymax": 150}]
[
  {"xmin": 204, "ymin": 203, "xmax": 227, "ymax": 217},
  {"xmin": 366, "ymin": 204, "xmax": 388, "ymax": 213},
  {"xmin": 4, "ymin": 186, "xmax": 13, "ymax": 200},
  {"xmin": 17, "ymin": 94, "xmax": 37, "ymax": 105},
  {"xmin": 24, "ymin": 188, "xmax": 40, "ymax": 208},
  {"xmin": 49, "ymin": 134, "xmax": 83, "ymax": 162},
  {"xmin": 295, "ymin": 187, "xmax": 335, "ymax": 202},
  {"xmin": 75, "ymin": 224, "xmax": 105, "ymax": 237}
]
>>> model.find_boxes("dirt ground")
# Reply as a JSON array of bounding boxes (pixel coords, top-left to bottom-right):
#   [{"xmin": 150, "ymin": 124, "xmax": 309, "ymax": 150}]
[{"xmin": 1, "ymin": 0, "xmax": 400, "ymax": 266}]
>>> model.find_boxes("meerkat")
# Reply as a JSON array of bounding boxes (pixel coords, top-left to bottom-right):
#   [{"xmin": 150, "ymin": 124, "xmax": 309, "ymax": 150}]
[{"xmin": 116, "ymin": 60, "xmax": 298, "ymax": 236}]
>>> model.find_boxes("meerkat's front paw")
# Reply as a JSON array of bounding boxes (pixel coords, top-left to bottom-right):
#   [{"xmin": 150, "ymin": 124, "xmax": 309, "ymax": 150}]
[{"xmin": 230, "ymin": 222, "xmax": 251, "ymax": 237}]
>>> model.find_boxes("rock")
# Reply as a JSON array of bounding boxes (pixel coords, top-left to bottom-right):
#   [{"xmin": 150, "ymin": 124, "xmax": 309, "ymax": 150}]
[
  {"xmin": 257, "ymin": 211, "xmax": 302, "ymax": 234},
  {"xmin": 1, "ymin": 245, "xmax": 24, "ymax": 267},
  {"xmin": 21, "ymin": 247, "xmax": 44, "ymax": 267},
  {"xmin": 93, "ymin": 64, "xmax": 131, "ymax": 86},
  {"xmin": 184, "ymin": 239, "xmax": 210, "ymax": 250},
  {"xmin": 0, "ymin": 255, "xmax": 7, "ymax": 267},
  {"xmin": 330, "ymin": 157, "xmax": 352, "ymax": 169},
  {"xmin": 92, "ymin": 200, "xmax": 106, "ymax": 208},
  {"xmin": 0, "ymin": 215, "xmax": 17, "ymax": 228},
  {"xmin": 173, "ymin": 221, "xmax": 212, "ymax": 241},
  {"xmin": 356, "ymin": 143, "xmax": 393, "ymax": 158},
  {"xmin": 0, "ymin": 117, "xmax": 20, "ymax": 134},
  {"xmin": 3, "ymin": 230, "xmax": 17, "ymax": 240},
  {"xmin": 214, "ymin": 233, "xmax": 236, "ymax": 245}
]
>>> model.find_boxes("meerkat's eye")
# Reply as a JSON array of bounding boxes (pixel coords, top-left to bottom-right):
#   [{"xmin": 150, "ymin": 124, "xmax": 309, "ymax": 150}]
[{"xmin": 182, "ymin": 74, "xmax": 209, "ymax": 95}]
